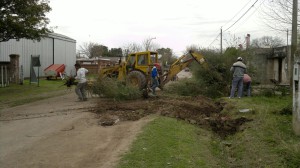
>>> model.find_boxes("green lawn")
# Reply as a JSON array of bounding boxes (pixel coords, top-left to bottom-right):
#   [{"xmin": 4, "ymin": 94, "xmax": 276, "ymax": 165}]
[
  {"xmin": 118, "ymin": 96, "xmax": 300, "ymax": 168},
  {"xmin": 118, "ymin": 117, "xmax": 219, "ymax": 168},
  {"xmin": 0, "ymin": 79, "xmax": 68, "ymax": 110}
]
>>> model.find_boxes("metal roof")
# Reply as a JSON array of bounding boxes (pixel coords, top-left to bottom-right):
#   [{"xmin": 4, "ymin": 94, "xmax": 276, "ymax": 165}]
[{"xmin": 47, "ymin": 32, "xmax": 76, "ymax": 43}]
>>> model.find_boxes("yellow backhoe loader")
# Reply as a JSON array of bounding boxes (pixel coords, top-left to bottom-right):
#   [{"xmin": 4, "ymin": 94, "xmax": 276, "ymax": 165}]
[{"xmin": 99, "ymin": 50, "xmax": 206, "ymax": 91}]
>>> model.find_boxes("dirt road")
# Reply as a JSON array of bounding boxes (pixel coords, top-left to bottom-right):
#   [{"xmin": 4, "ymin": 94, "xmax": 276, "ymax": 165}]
[
  {"xmin": 0, "ymin": 70, "xmax": 192, "ymax": 168},
  {"xmin": 0, "ymin": 71, "xmax": 248, "ymax": 167},
  {"xmin": 0, "ymin": 91, "xmax": 154, "ymax": 168}
]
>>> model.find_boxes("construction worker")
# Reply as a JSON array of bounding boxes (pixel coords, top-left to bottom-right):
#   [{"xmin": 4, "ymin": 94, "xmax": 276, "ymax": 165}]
[
  {"xmin": 229, "ymin": 57, "xmax": 247, "ymax": 98},
  {"xmin": 74, "ymin": 63, "xmax": 88, "ymax": 101},
  {"xmin": 243, "ymin": 73, "xmax": 252, "ymax": 97},
  {"xmin": 151, "ymin": 64, "xmax": 159, "ymax": 95}
]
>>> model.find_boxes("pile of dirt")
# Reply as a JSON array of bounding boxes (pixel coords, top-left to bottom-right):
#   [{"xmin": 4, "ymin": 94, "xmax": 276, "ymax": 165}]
[{"xmin": 91, "ymin": 96, "xmax": 252, "ymax": 138}]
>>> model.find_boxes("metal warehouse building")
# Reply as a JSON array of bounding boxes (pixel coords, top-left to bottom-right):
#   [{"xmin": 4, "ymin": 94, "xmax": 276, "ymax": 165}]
[{"xmin": 0, "ymin": 33, "xmax": 76, "ymax": 80}]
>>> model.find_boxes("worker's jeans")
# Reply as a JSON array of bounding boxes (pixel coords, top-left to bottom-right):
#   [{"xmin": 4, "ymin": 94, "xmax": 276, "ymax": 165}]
[
  {"xmin": 244, "ymin": 81, "xmax": 251, "ymax": 96},
  {"xmin": 75, "ymin": 82, "xmax": 87, "ymax": 100},
  {"xmin": 230, "ymin": 77, "xmax": 243, "ymax": 98},
  {"xmin": 151, "ymin": 77, "xmax": 159, "ymax": 95}
]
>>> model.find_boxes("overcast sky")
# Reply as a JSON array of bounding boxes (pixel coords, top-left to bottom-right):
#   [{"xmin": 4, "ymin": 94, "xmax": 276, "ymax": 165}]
[{"xmin": 47, "ymin": 0, "xmax": 288, "ymax": 56}]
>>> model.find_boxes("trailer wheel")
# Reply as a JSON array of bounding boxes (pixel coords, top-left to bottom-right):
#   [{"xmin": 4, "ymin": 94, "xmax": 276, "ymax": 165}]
[{"xmin": 126, "ymin": 71, "xmax": 147, "ymax": 89}]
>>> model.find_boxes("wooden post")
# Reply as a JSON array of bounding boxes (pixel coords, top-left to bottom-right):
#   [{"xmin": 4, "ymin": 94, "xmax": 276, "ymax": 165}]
[
  {"xmin": 9, "ymin": 54, "xmax": 20, "ymax": 84},
  {"xmin": 291, "ymin": 0, "xmax": 300, "ymax": 135}
]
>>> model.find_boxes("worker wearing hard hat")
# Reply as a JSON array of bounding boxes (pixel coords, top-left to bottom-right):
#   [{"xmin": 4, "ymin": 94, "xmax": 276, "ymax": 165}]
[{"xmin": 229, "ymin": 57, "xmax": 247, "ymax": 98}]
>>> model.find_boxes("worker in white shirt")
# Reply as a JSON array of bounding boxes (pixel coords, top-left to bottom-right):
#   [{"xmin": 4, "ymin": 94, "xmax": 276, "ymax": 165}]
[{"xmin": 74, "ymin": 63, "xmax": 89, "ymax": 101}]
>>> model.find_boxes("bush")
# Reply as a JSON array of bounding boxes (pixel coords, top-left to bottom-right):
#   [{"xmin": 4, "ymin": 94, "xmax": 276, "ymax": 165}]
[
  {"xmin": 164, "ymin": 79, "xmax": 203, "ymax": 96},
  {"xmin": 192, "ymin": 63, "xmax": 229, "ymax": 98},
  {"xmin": 164, "ymin": 47, "xmax": 257, "ymax": 98},
  {"xmin": 92, "ymin": 78, "xmax": 142, "ymax": 100},
  {"xmin": 164, "ymin": 49, "xmax": 230, "ymax": 98}
]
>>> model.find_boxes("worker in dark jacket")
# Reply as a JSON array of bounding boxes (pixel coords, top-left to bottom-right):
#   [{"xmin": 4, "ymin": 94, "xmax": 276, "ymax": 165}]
[{"xmin": 229, "ymin": 57, "xmax": 247, "ymax": 98}]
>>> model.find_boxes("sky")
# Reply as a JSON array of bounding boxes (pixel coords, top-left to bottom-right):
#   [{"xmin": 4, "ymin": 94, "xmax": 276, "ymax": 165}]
[{"xmin": 47, "ymin": 0, "xmax": 288, "ymax": 56}]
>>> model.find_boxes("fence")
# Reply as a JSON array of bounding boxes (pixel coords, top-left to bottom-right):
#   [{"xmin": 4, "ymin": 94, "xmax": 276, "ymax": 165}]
[{"xmin": 0, "ymin": 65, "xmax": 10, "ymax": 87}]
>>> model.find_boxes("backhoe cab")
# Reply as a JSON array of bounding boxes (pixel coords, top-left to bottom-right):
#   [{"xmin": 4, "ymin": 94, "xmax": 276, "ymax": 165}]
[{"xmin": 99, "ymin": 50, "xmax": 206, "ymax": 91}]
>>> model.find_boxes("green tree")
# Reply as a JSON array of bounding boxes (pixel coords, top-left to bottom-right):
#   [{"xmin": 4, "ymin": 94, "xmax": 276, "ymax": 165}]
[
  {"xmin": 108, "ymin": 48, "xmax": 123, "ymax": 57},
  {"xmin": 157, "ymin": 48, "xmax": 176, "ymax": 66},
  {"xmin": 177, "ymin": 47, "xmax": 230, "ymax": 98},
  {"xmin": 79, "ymin": 42, "xmax": 109, "ymax": 58},
  {"xmin": 0, "ymin": 0, "xmax": 52, "ymax": 42},
  {"xmin": 92, "ymin": 45, "xmax": 108, "ymax": 57}
]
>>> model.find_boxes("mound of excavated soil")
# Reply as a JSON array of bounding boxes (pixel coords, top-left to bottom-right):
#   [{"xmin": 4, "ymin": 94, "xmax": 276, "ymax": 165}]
[{"xmin": 91, "ymin": 96, "xmax": 252, "ymax": 138}]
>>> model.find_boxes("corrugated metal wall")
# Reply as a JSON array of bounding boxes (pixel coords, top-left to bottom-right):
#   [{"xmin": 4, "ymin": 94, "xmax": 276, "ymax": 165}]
[
  {"xmin": 53, "ymin": 39, "xmax": 76, "ymax": 77},
  {"xmin": 0, "ymin": 33, "xmax": 76, "ymax": 78}
]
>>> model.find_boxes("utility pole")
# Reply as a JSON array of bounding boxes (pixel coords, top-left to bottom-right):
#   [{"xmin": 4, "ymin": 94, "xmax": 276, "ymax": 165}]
[
  {"xmin": 220, "ymin": 28, "xmax": 223, "ymax": 55},
  {"xmin": 286, "ymin": 29, "xmax": 289, "ymax": 47},
  {"xmin": 291, "ymin": 0, "xmax": 300, "ymax": 135}
]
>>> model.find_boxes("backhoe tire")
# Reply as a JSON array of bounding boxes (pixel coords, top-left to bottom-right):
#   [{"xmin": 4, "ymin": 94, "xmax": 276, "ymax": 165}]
[{"xmin": 126, "ymin": 71, "xmax": 147, "ymax": 90}]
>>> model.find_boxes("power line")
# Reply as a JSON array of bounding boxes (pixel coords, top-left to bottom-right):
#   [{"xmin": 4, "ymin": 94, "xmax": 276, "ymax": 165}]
[
  {"xmin": 222, "ymin": 0, "xmax": 253, "ymax": 28},
  {"xmin": 223, "ymin": 0, "xmax": 259, "ymax": 32},
  {"xmin": 207, "ymin": 0, "xmax": 261, "ymax": 48},
  {"xmin": 231, "ymin": 0, "xmax": 266, "ymax": 32},
  {"xmin": 208, "ymin": 33, "xmax": 220, "ymax": 48}
]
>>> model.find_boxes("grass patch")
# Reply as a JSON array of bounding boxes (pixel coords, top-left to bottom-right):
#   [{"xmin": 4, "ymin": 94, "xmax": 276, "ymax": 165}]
[
  {"xmin": 117, "ymin": 117, "xmax": 220, "ymax": 168},
  {"xmin": 0, "ymin": 79, "xmax": 68, "ymax": 110},
  {"xmin": 214, "ymin": 95, "xmax": 300, "ymax": 167}
]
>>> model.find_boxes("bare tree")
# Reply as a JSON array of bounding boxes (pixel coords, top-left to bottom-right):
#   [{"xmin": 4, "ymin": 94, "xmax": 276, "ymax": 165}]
[
  {"xmin": 261, "ymin": 0, "xmax": 299, "ymax": 31},
  {"xmin": 122, "ymin": 42, "xmax": 142, "ymax": 56},
  {"xmin": 251, "ymin": 36, "xmax": 284, "ymax": 48},
  {"xmin": 78, "ymin": 42, "xmax": 97, "ymax": 58},
  {"xmin": 142, "ymin": 37, "xmax": 160, "ymax": 51},
  {"xmin": 224, "ymin": 34, "xmax": 243, "ymax": 49}
]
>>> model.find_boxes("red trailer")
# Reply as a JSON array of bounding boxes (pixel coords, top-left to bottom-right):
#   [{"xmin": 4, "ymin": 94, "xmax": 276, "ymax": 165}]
[{"xmin": 44, "ymin": 64, "xmax": 65, "ymax": 79}]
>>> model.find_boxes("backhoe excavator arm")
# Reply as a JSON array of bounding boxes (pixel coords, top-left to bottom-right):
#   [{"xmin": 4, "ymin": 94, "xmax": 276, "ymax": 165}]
[{"xmin": 160, "ymin": 51, "xmax": 206, "ymax": 87}]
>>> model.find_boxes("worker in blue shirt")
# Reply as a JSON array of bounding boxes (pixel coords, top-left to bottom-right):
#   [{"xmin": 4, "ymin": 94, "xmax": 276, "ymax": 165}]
[{"xmin": 151, "ymin": 65, "xmax": 159, "ymax": 95}]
